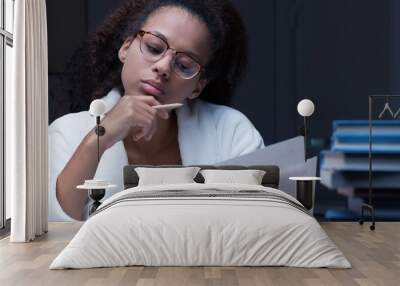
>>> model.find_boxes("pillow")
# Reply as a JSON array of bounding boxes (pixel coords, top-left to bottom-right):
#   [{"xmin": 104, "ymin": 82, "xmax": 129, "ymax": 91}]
[
  {"xmin": 200, "ymin": 169, "xmax": 266, "ymax": 185},
  {"xmin": 135, "ymin": 167, "xmax": 201, "ymax": 186}
]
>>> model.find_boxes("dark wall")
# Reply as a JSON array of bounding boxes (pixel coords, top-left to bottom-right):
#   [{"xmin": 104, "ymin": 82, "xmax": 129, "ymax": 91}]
[
  {"xmin": 47, "ymin": 0, "xmax": 87, "ymax": 73},
  {"xmin": 87, "ymin": 0, "xmax": 125, "ymax": 35},
  {"xmin": 47, "ymin": 0, "xmax": 396, "ymax": 149},
  {"xmin": 299, "ymin": 0, "xmax": 392, "ymax": 142},
  {"xmin": 46, "ymin": 0, "xmax": 87, "ymax": 120},
  {"xmin": 390, "ymin": 0, "xmax": 400, "ymax": 92},
  {"xmin": 229, "ymin": 0, "xmax": 276, "ymax": 145}
]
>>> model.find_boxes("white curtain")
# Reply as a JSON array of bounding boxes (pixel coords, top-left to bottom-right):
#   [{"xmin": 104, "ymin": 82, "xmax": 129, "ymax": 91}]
[{"xmin": 7, "ymin": 0, "xmax": 48, "ymax": 242}]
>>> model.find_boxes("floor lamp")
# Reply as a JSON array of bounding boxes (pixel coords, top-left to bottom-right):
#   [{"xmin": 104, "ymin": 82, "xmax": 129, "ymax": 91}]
[{"xmin": 290, "ymin": 99, "xmax": 319, "ymax": 215}]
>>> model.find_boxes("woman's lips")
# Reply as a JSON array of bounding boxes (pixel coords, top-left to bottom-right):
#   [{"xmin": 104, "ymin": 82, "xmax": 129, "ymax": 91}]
[{"xmin": 140, "ymin": 81, "xmax": 165, "ymax": 97}]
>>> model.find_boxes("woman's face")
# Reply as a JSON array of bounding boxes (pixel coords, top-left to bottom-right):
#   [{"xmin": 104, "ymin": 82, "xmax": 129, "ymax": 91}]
[{"xmin": 118, "ymin": 6, "xmax": 212, "ymax": 104}]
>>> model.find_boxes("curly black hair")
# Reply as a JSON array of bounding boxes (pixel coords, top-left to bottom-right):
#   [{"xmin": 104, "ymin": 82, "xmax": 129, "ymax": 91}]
[{"xmin": 66, "ymin": 0, "xmax": 248, "ymax": 112}]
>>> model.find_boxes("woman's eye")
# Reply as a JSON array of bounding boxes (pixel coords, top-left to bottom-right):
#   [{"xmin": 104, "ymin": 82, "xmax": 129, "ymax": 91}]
[
  {"xmin": 146, "ymin": 44, "xmax": 163, "ymax": 55},
  {"xmin": 176, "ymin": 62, "xmax": 190, "ymax": 71}
]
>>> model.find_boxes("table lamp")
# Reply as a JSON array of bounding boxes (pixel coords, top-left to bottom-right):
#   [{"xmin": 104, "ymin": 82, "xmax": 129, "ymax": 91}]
[
  {"xmin": 297, "ymin": 99, "xmax": 315, "ymax": 161},
  {"xmin": 293, "ymin": 99, "xmax": 317, "ymax": 215},
  {"xmin": 85, "ymin": 99, "xmax": 107, "ymax": 214},
  {"xmin": 89, "ymin": 99, "xmax": 107, "ymax": 163}
]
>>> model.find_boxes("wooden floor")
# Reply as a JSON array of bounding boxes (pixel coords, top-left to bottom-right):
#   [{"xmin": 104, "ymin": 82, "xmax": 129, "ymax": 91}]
[{"xmin": 0, "ymin": 222, "xmax": 399, "ymax": 286}]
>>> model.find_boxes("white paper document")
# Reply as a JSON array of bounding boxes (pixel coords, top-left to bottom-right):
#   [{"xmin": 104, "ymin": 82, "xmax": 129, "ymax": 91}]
[{"xmin": 215, "ymin": 136, "xmax": 317, "ymax": 197}]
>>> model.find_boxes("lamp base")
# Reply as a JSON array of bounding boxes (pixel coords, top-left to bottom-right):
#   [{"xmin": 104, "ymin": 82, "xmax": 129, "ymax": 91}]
[
  {"xmin": 296, "ymin": 180, "xmax": 313, "ymax": 210},
  {"xmin": 359, "ymin": 203, "xmax": 375, "ymax": 231},
  {"xmin": 88, "ymin": 188, "xmax": 105, "ymax": 215}
]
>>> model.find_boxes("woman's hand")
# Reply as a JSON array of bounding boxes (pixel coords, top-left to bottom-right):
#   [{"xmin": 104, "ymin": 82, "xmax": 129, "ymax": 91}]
[{"xmin": 99, "ymin": 95, "xmax": 169, "ymax": 149}]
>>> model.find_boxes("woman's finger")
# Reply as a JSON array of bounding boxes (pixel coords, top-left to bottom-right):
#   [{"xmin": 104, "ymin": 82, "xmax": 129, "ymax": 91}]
[
  {"xmin": 144, "ymin": 117, "xmax": 158, "ymax": 141},
  {"xmin": 156, "ymin": 109, "xmax": 169, "ymax": 120},
  {"xmin": 133, "ymin": 127, "xmax": 148, "ymax": 141},
  {"xmin": 133, "ymin": 108, "xmax": 153, "ymax": 128}
]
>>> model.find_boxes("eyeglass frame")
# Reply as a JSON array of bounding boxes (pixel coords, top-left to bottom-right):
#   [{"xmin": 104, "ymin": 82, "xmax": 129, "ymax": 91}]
[{"xmin": 135, "ymin": 30, "xmax": 205, "ymax": 79}]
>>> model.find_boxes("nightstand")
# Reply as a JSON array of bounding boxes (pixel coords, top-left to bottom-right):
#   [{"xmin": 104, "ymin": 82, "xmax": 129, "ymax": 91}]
[
  {"xmin": 77, "ymin": 182, "xmax": 117, "ymax": 215},
  {"xmin": 289, "ymin": 176, "xmax": 321, "ymax": 215}
]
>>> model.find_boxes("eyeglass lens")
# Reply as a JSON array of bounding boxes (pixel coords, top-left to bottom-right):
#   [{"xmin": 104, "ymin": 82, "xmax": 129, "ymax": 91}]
[{"xmin": 140, "ymin": 32, "xmax": 200, "ymax": 79}]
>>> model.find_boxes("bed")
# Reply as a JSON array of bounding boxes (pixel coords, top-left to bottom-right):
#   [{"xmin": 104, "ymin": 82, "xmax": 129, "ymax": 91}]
[{"xmin": 50, "ymin": 165, "xmax": 350, "ymax": 269}]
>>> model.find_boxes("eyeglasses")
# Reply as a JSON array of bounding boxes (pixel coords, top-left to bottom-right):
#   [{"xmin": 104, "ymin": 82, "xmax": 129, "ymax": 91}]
[{"xmin": 136, "ymin": 30, "xmax": 203, "ymax": 79}]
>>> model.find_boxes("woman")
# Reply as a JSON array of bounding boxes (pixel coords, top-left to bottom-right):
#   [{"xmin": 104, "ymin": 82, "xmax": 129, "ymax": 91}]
[{"xmin": 49, "ymin": 0, "xmax": 265, "ymax": 221}]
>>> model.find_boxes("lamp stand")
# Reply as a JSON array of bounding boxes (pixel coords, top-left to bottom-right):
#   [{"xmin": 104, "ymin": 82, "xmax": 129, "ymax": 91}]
[
  {"xmin": 88, "ymin": 189, "xmax": 106, "ymax": 215},
  {"xmin": 94, "ymin": 116, "xmax": 106, "ymax": 163},
  {"xmin": 359, "ymin": 95, "xmax": 377, "ymax": 231},
  {"xmin": 89, "ymin": 115, "xmax": 106, "ymax": 214},
  {"xmin": 296, "ymin": 180, "xmax": 313, "ymax": 210},
  {"xmin": 303, "ymin": 116, "xmax": 308, "ymax": 161}
]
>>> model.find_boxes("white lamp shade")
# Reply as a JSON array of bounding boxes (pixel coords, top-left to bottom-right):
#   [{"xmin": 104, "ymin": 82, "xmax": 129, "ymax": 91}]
[
  {"xmin": 89, "ymin": 99, "xmax": 107, "ymax": 116},
  {"xmin": 297, "ymin": 99, "xmax": 315, "ymax": 117}
]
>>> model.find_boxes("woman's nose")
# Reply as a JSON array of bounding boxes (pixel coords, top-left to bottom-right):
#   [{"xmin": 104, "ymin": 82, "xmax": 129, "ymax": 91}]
[{"xmin": 152, "ymin": 52, "xmax": 174, "ymax": 79}]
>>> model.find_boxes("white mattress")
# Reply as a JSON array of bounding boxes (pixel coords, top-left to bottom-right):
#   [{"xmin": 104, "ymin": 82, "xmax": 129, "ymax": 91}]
[{"xmin": 50, "ymin": 183, "xmax": 351, "ymax": 269}]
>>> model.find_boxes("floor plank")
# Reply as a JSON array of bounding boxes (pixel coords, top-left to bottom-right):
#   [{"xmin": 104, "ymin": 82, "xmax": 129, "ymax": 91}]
[{"xmin": 0, "ymin": 222, "xmax": 399, "ymax": 286}]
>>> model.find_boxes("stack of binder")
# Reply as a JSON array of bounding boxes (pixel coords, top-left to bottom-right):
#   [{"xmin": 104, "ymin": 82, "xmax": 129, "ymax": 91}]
[{"xmin": 320, "ymin": 120, "xmax": 400, "ymax": 219}]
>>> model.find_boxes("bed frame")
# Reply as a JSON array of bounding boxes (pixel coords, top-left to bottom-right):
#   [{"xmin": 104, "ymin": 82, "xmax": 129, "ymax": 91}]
[{"xmin": 123, "ymin": 165, "xmax": 280, "ymax": 189}]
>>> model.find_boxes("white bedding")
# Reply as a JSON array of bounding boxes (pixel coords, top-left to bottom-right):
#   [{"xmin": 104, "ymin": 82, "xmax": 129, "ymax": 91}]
[{"xmin": 50, "ymin": 183, "xmax": 351, "ymax": 269}]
